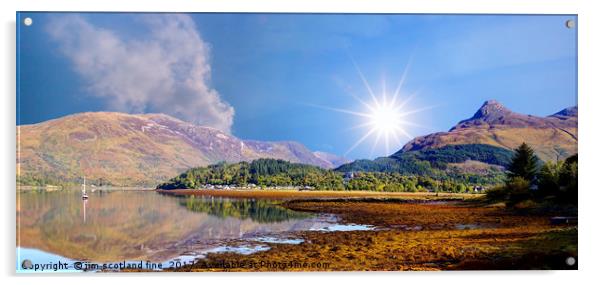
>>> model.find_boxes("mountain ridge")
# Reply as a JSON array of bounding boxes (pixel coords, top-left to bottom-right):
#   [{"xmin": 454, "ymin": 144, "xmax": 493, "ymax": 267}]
[
  {"xmin": 401, "ymin": 100, "xmax": 577, "ymax": 161},
  {"xmin": 313, "ymin": 151, "xmax": 352, "ymax": 168},
  {"xmin": 17, "ymin": 112, "xmax": 347, "ymax": 186},
  {"xmin": 336, "ymin": 100, "xmax": 577, "ymax": 178}
]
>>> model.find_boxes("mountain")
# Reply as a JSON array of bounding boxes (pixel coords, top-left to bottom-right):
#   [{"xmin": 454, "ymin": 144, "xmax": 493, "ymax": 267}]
[
  {"xmin": 551, "ymin": 106, "xmax": 578, "ymax": 118},
  {"xmin": 17, "ymin": 112, "xmax": 345, "ymax": 186},
  {"xmin": 336, "ymin": 100, "xmax": 577, "ymax": 181},
  {"xmin": 242, "ymin": 140, "xmax": 332, "ymax": 168},
  {"xmin": 336, "ymin": 144, "xmax": 512, "ymax": 185},
  {"xmin": 313, "ymin": 151, "xmax": 352, "ymax": 169},
  {"xmin": 401, "ymin": 100, "xmax": 577, "ymax": 161}
]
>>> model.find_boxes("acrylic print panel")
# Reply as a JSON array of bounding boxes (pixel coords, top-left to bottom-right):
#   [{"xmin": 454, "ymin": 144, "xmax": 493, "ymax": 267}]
[{"xmin": 16, "ymin": 12, "xmax": 577, "ymax": 272}]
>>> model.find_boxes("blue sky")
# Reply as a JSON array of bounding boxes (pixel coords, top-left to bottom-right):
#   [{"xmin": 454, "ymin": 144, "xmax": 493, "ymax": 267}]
[{"xmin": 17, "ymin": 13, "xmax": 577, "ymax": 159}]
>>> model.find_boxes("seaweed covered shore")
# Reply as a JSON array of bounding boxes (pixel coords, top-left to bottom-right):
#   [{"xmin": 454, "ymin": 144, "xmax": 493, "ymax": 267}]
[{"xmin": 169, "ymin": 198, "xmax": 577, "ymax": 271}]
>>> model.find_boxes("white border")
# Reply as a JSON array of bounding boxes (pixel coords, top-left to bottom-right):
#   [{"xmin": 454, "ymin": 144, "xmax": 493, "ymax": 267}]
[{"xmin": 2, "ymin": 1, "xmax": 601, "ymax": 285}]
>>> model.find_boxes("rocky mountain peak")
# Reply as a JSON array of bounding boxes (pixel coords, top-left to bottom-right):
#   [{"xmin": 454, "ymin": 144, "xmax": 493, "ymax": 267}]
[
  {"xmin": 400, "ymin": 100, "xmax": 577, "ymax": 161},
  {"xmin": 551, "ymin": 106, "xmax": 578, "ymax": 118},
  {"xmin": 450, "ymin": 100, "xmax": 516, "ymax": 131},
  {"xmin": 470, "ymin": 100, "xmax": 512, "ymax": 120}
]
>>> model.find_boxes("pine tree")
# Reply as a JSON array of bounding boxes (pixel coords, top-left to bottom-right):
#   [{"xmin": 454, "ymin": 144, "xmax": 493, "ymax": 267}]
[{"xmin": 507, "ymin": 142, "xmax": 539, "ymax": 183}]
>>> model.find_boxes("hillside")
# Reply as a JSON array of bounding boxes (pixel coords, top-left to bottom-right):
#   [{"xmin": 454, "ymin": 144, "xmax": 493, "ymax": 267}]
[
  {"xmin": 402, "ymin": 100, "xmax": 577, "ymax": 161},
  {"xmin": 336, "ymin": 144, "xmax": 510, "ymax": 185},
  {"xmin": 337, "ymin": 100, "xmax": 577, "ymax": 178},
  {"xmin": 17, "ymin": 112, "xmax": 346, "ymax": 186},
  {"xmin": 156, "ymin": 158, "xmax": 483, "ymax": 192},
  {"xmin": 156, "ymin": 158, "xmax": 344, "ymax": 190},
  {"xmin": 313, "ymin": 151, "xmax": 352, "ymax": 169}
]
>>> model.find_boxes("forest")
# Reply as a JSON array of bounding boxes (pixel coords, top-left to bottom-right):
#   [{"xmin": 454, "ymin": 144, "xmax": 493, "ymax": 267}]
[{"xmin": 156, "ymin": 157, "xmax": 494, "ymax": 192}]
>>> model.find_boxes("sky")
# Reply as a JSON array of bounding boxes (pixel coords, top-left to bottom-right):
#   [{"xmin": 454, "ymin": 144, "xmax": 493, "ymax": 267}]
[{"xmin": 17, "ymin": 13, "xmax": 577, "ymax": 160}]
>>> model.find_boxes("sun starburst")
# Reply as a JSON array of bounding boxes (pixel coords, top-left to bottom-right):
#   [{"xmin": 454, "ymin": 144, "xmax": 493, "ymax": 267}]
[{"xmin": 316, "ymin": 60, "xmax": 431, "ymax": 158}]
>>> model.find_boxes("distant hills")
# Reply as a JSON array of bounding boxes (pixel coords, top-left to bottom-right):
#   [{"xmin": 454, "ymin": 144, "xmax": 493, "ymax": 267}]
[
  {"xmin": 337, "ymin": 100, "xmax": 577, "ymax": 175},
  {"xmin": 313, "ymin": 151, "xmax": 352, "ymax": 168},
  {"xmin": 17, "ymin": 112, "xmax": 347, "ymax": 186}
]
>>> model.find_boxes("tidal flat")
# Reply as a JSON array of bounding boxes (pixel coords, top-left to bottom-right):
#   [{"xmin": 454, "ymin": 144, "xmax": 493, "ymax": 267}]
[{"xmin": 169, "ymin": 197, "xmax": 577, "ymax": 271}]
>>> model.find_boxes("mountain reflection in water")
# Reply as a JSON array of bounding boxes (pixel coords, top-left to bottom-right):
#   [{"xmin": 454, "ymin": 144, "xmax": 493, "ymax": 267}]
[{"xmin": 17, "ymin": 190, "xmax": 326, "ymax": 263}]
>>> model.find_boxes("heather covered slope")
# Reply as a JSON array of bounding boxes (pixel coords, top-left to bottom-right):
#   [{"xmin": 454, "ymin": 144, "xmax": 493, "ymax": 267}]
[
  {"xmin": 17, "ymin": 112, "xmax": 344, "ymax": 186},
  {"xmin": 401, "ymin": 100, "xmax": 577, "ymax": 161}
]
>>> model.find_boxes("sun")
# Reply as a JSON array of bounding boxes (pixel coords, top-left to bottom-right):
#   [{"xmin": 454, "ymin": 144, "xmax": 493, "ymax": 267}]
[
  {"xmin": 369, "ymin": 99, "xmax": 402, "ymax": 135},
  {"xmin": 345, "ymin": 91, "xmax": 418, "ymax": 157},
  {"xmin": 310, "ymin": 60, "xmax": 431, "ymax": 157}
]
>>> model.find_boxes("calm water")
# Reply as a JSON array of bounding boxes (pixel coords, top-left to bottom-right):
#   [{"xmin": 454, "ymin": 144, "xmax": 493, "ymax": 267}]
[{"xmin": 17, "ymin": 190, "xmax": 371, "ymax": 272}]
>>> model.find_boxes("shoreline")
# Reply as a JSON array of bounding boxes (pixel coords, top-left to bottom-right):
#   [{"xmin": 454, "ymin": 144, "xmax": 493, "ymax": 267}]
[
  {"xmin": 171, "ymin": 198, "xmax": 576, "ymax": 271},
  {"xmin": 18, "ymin": 186, "xmax": 156, "ymax": 192},
  {"xmin": 156, "ymin": 189, "xmax": 483, "ymax": 200}
]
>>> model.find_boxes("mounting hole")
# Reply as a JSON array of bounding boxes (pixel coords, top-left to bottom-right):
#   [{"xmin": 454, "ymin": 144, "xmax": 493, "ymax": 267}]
[
  {"xmin": 21, "ymin": 259, "xmax": 33, "ymax": 269},
  {"xmin": 566, "ymin": 256, "xmax": 576, "ymax": 266},
  {"xmin": 565, "ymin": 19, "xmax": 575, "ymax": 29},
  {"xmin": 23, "ymin": 17, "xmax": 33, "ymax": 26}
]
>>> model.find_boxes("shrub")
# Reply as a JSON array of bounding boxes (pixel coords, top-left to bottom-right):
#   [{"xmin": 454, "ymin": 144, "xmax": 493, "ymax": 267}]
[
  {"xmin": 537, "ymin": 161, "xmax": 563, "ymax": 198},
  {"xmin": 506, "ymin": 177, "xmax": 532, "ymax": 206},
  {"xmin": 557, "ymin": 157, "xmax": 577, "ymax": 205},
  {"xmin": 485, "ymin": 185, "xmax": 508, "ymax": 201}
]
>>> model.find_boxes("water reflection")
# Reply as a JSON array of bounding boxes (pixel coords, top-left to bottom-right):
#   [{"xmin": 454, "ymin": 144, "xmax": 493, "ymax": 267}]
[
  {"xmin": 82, "ymin": 199, "xmax": 87, "ymax": 224},
  {"xmin": 181, "ymin": 196, "xmax": 312, "ymax": 223},
  {"xmin": 17, "ymin": 190, "xmax": 325, "ymax": 263}
]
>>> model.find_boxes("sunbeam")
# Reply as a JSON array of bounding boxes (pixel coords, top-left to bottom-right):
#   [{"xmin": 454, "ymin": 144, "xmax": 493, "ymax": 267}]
[{"xmin": 326, "ymin": 61, "xmax": 431, "ymax": 158}]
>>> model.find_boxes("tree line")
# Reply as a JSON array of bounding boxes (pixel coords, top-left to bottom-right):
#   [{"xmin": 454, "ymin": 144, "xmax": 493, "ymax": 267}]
[
  {"xmin": 157, "ymin": 158, "xmax": 490, "ymax": 193},
  {"xmin": 486, "ymin": 142, "xmax": 577, "ymax": 206}
]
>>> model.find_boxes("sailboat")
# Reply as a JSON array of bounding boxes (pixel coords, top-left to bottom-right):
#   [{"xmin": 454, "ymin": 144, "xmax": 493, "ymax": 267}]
[{"xmin": 81, "ymin": 176, "xmax": 89, "ymax": 200}]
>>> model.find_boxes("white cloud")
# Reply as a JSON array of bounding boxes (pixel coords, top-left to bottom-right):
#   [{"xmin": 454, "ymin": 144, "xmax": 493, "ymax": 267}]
[{"xmin": 47, "ymin": 14, "xmax": 235, "ymax": 132}]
